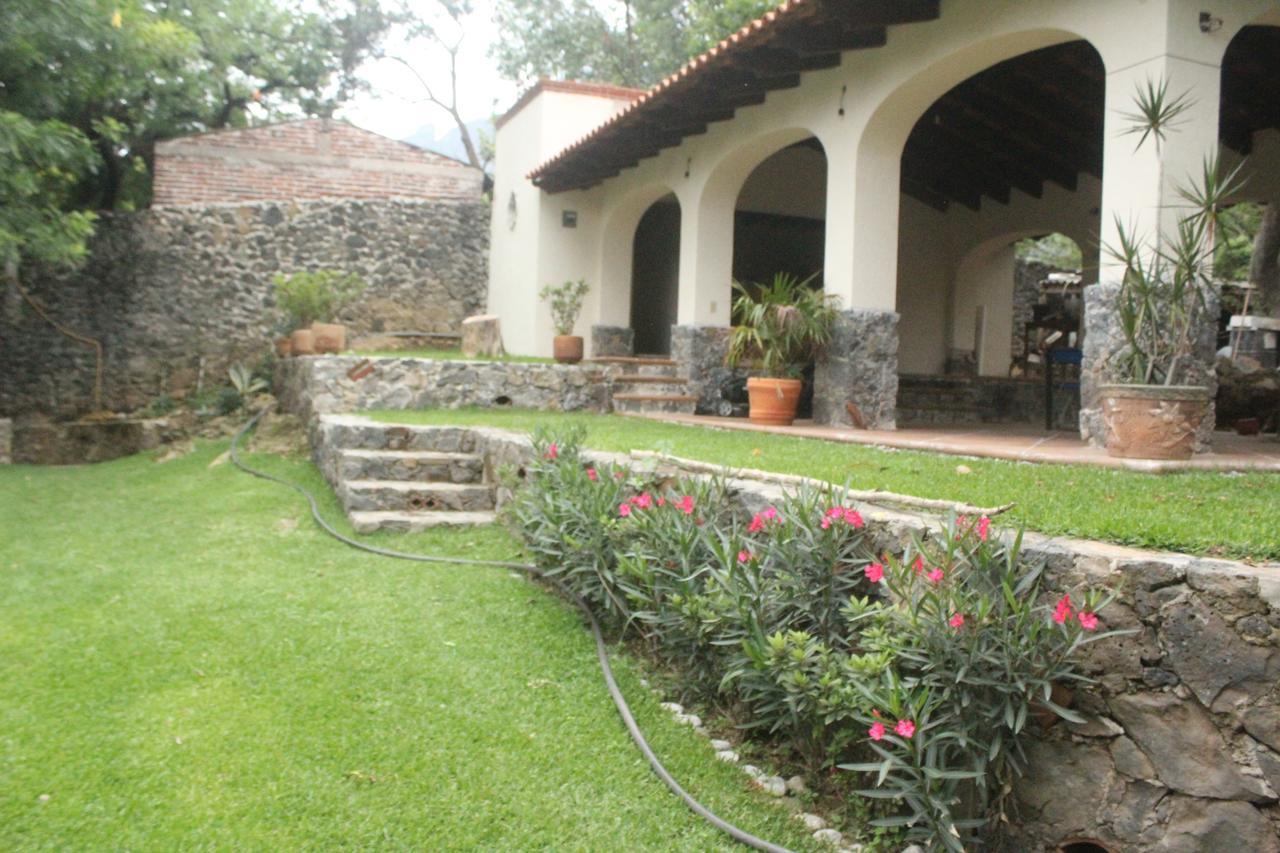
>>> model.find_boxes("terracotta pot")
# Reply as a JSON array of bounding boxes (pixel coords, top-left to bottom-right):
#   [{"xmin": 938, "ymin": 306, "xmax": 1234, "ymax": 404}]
[
  {"xmin": 553, "ymin": 335, "xmax": 584, "ymax": 364},
  {"xmin": 274, "ymin": 337, "xmax": 293, "ymax": 358},
  {"xmin": 311, "ymin": 322, "xmax": 346, "ymax": 355},
  {"xmin": 1099, "ymin": 384, "xmax": 1210, "ymax": 460},
  {"xmin": 746, "ymin": 377, "xmax": 803, "ymax": 426},
  {"xmin": 290, "ymin": 328, "xmax": 316, "ymax": 356}
]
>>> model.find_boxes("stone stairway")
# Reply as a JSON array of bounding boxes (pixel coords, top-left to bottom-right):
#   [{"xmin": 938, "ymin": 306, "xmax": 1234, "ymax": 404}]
[
  {"xmin": 589, "ymin": 356, "xmax": 698, "ymax": 415},
  {"xmin": 316, "ymin": 416, "xmax": 498, "ymax": 533}
]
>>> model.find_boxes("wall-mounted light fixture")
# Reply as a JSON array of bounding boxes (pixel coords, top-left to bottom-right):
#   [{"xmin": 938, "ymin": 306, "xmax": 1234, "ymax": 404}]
[
  {"xmin": 838, "ymin": 85, "xmax": 847, "ymax": 117},
  {"xmin": 684, "ymin": 157, "xmax": 692, "ymax": 178},
  {"xmin": 561, "ymin": 210, "xmax": 577, "ymax": 228},
  {"xmin": 1199, "ymin": 11, "xmax": 1223, "ymax": 32}
]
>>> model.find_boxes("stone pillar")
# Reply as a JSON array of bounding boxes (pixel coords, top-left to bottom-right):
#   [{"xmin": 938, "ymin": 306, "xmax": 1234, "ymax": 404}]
[
  {"xmin": 1080, "ymin": 283, "xmax": 1219, "ymax": 450},
  {"xmin": 590, "ymin": 325, "xmax": 634, "ymax": 358},
  {"xmin": 813, "ymin": 309, "xmax": 899, "ymax": 430},
  {"xmin": 0, "ymin": 418, "xmax": 11, "ymax": 464},
  {"xmin": 670, "ymin": 325, "xmax": 741, "ymax": 414}
]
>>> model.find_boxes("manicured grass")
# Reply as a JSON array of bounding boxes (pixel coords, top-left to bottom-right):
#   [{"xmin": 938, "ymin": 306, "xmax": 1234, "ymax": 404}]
[
  {"xmin": 349, "ymin": 347, "xmax": 554, "ymax": 364},
  {"xmin": 0, "ymin": 443, "xmax": 822, "ymax": 851},
  {"xmin": 367, "ymin": 408, "xmax": 1280, "ymax": 561}
]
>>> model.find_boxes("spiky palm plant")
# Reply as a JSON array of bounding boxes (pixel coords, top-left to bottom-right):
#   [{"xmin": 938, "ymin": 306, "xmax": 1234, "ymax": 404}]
[{"xmin": 726, "ymin": 272, "xmax": 840, "ymax": 379}]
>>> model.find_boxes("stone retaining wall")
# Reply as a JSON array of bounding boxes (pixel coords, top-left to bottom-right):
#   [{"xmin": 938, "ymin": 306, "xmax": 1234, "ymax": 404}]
[
  {"xmin": 275, "ymin": 355, "xmax": 607, "ymax": 420},
  {"xmin": 2, "ymin": 198, "xmax": 488, "ymax": 418},
  {"xmin": 0, "ymin": 418, "xmax": 11, "ymax": 464},
  {"xmin": 368, "ymin": 419, "xmax": 1277, "ymax": 851}
]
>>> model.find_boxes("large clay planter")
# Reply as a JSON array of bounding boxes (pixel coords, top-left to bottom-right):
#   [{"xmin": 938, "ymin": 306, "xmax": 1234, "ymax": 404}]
[
  {"xmin": 747, "ymin": 377, "xmax": 803, "ymax": 426},
  {"xmin": 553, "ymin": 335, "xmax": 584, "ymax": 364},
  {"xmin": 290, "ymin": 328, "xmax": 316, "ymax": 356},
  {"xmin": 274, "ymin": 337, "xmax": 293, "ymax": 358},
  {"xmin": 1099, "ymin": 384, "xmax": 1210, "ymax": 461},
  {"xmin": 311, "ymin": 322, "xmax": 346, "ymax": 354}
]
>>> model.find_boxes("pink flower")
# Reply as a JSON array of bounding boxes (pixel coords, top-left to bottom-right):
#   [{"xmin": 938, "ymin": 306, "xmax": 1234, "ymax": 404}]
[
  {"xmin": 748, "ymin": 515, "xmax": 765, "ymax": 533},
  {"xmin": 678, "ymin": 495, "xmax": 695, "ymax": 515},
  {"xmin": 586, "ymin": 468, "xmax": 598, "ymax": 481},
  {"xmin": 927, "ymin": 568, "xmax": 944, "ymax": 584},
  {"xmin": 1078, "ymin": 611, "xmax": 1099, "ymax": 631},
  {"xmin": 1052, "ymin": 594, "xmax": 1073, "ymax": 625},
  {"xmin": 618, "ymin": 503, "xmax": 632, "ymax": 518},
  {"xmin": 912, "ymin": 556, "xmax": 925, "ymax": 575},
  {"xmin": 657, "ymin": 497, "xmax": 666, "ymax": 507},
  {"xmin": 737, "ymin": 550, "xmax": 753, "ymax": 564},
  {"xmin": 545, "ymin": 443, "xmax": 558, "ymax": 460},
  {"xmin": 865, "ymin": 563, "xmax": 885, "ymax": 583},
  {"xmin": 868, "ymin": 722, "xmax": 886, "ymax": 741},
  {"xmin": 826, "ymin": 507, "xmax": 844, "ymax": 519},
  {"xmin": 762, "ymin": 507, "xmax": 777, "ymax": 521},
  {"xmin": 820, "ymin": 517, "xmax": 832, "ymax": 530},
  {"xmin": 632, "ymin": 493, "xmax": 652, "ymax": 510},
  {"xmin": 949, "ymin": 613, "xmax": 965, "ymax": 628},
  {"xmin": 843, "ymin": 508, "xmax": 864, "ymax": 528},
  {"xmin": 977, "ymin": 516, "xmax": 991, "ymax": 541},
  {"xmin": 894, "ymin": 719, "xmax": 916, "ymax": 739}
]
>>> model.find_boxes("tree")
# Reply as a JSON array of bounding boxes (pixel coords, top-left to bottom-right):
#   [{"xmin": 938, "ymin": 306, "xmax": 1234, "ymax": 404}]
[
  {"xmin": 1249, "ymin": 201, "xmax": 1280, "ymax": 319},
  {"xmin": 0, "ymin": 0, "xmax": 397, "ymax": 210},
  {"xmin": 0, "ymin": 112, "xmax": 105, "ymax": 410}
]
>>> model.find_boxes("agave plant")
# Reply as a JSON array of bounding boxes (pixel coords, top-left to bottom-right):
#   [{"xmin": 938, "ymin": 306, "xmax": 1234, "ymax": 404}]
[
  {"xmin": 726, "ymin": 272, "xmax": 841, "ymax": 378},
  {"xmin": 1105, "ymin": 79, "xmax": 1245, "ymax": 386}
]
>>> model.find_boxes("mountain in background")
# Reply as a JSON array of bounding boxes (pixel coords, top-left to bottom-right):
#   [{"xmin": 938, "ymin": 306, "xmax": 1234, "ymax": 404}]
[{"xmin": 403, "ymin": 119, "xmax": 493, "ymax": 166}]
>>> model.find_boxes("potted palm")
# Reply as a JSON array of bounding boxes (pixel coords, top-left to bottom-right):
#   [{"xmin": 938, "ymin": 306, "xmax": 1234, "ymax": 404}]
[
  {"xmin": 540, "ymin": 279, "xmax": 589, "ymax": 363},
  {"xmin": 1100, "ymin": 80, "xmax": 1243, "ymax": 459},
  {"xmin": 726, "ymin": 272, "xmax": 840, "ymax": 426}
]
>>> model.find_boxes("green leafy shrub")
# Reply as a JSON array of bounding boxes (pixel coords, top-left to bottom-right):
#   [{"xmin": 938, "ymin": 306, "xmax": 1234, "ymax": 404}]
[
  {"xmin": 271, "ymin": 269, "xmax": 367, "ymax": 331},
  {"xmin": 726, "ymin": 272, "xmax": 841, "ymax": 378},
  {"xmin": 215, "ymin": 387, "xmax": 243, "ymax": 415},
  {"xmin": 839, "ymin": 517, "xmax": 1126, "ymax": 849},
  {"xmin": 228, "ymin": 362, "xmax": 268, "ymax": 397},
  {"xmin": 538, "ymin": 279, "xmax": 590, "ymax": 337}
]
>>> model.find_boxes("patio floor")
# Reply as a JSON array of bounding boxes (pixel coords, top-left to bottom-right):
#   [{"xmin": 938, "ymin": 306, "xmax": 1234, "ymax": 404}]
[{"xmin": 629, "ymin": 413, "xmax": 1280, "ymax": 473}]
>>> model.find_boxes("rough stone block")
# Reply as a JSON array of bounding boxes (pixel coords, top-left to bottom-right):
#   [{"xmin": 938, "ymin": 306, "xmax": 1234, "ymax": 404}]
[
  {"xmin": 1159, "ymin": 595, "xmax": 1276, "ymax": 706},
  {"xmin": 813, "ymin": 309, "xmax": 899, "ymax": 429},
  {"xmin": 461, "ymin": 314, "xmax": 505, "ymax": 358},
  {"xmin": 1150, "ymin": 796, "xmax": 1280, "ymax": 853},
  {"xmin": 590, "ymin": 325, "xmax": 634, "ymax": 357},
  {"xmin": 670, "ymin": 325, "xmax": 741, "ymax": 414}
]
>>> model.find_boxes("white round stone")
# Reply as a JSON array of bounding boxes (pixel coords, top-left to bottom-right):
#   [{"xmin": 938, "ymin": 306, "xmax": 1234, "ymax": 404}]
[
  {"xmin": 813, "ymin": 828, "xmax": 844, "ymax": 846},
  {"xmin": 786, "ymin": 774, "xmax": 808, "ymax": 795},
  {"xmin": 796, "ymin": 813, "xmax": 827, "ymax": 831},
  {"xmin": 714, "ymin": 750, "xmax": 740, "ymax": 763},
  {"xmin": 759, "ymin": 776, "xmax": 788, "ymax": 797},
  {"xmin": 659, "ymin": 702, "xmax": 683, "ymax": 714},
  {"xmin": 710, "ymin": 739, "xmax": 733, "ymax": 751},
  {"xmin": 741, "ymin": 764, "xmax": 765, "ymax": 779}
]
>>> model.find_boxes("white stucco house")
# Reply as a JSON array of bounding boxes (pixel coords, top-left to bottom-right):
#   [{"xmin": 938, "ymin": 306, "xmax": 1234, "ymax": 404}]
[{"xmin": 487, "ymin": 0, "xmax": 1280, "ymax": 440}]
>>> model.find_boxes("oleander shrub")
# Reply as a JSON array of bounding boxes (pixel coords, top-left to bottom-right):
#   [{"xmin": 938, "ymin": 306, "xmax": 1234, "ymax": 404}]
[{"xmin": 510, "ymin": 431, "xmax": 1121, "ymax": 851}]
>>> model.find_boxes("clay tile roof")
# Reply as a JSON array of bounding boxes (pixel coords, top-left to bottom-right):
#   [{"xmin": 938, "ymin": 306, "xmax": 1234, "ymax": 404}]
[
  {"xmin": 526, "ymin": 0, "xmax": 942, "ymax": 193},
  {"xmin": 494, "ymin": 79, "xmax": 648, "ymax": 131}
]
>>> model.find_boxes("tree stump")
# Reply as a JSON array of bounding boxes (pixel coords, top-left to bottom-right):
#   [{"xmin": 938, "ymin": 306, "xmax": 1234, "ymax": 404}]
[{"xmin": 461, "ymin": 315, "xmax": 505, "ymax": 358}]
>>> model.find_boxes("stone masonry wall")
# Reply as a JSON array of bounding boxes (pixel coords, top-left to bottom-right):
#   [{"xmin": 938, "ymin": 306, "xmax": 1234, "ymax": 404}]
[
  {"xmin": 1, "ymin": 199, "xmax": 489, "ymax": 417},
  {"xmin": 274, "ymin": 355, "xmax": 606, "ymax": 419}
]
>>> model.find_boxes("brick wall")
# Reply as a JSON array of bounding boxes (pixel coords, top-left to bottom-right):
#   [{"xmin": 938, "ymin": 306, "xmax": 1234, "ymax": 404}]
[{"xmin": 153, "ymin": 118, "xmax": 482, "ymax": 206}]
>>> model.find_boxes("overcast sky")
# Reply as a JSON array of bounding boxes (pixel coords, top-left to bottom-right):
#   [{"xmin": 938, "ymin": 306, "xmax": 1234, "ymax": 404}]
[{"xmin": 338, "ymin": 2, "xmax": 518, "ymax": 140}]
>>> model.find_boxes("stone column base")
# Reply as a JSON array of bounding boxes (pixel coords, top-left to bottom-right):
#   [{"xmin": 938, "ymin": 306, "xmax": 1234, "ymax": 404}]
[
  {"xmin": 670, "ymin": 325, "xmax": 743, "ymax": 414},
  {"xmin": 1080, "ymin": 283, "xmax": 1218, "ymax": 450},
  {"xmin": 591, "ymin": 325, "xmax": 634, "ymax": 358},
  {"xmin": 814, "ymin": 309, "xmax": 899, "ymax": 430}
]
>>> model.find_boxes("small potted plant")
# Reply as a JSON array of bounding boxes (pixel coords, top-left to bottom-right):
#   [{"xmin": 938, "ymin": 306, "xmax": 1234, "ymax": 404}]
[
  {"xmin": 540, "ymin": 279, "xmax": 590, "ymax": 363},
  {"xmin": 1100, "ymin": 80, "xmax": 1244, "ymax": 459},
  {"xmin": 726, "ymin": 272, "xmax": 840, "ymax": 426},
  {"xmin": 271, "ymin": 269, "xmax": 366, "ymax": 355}
]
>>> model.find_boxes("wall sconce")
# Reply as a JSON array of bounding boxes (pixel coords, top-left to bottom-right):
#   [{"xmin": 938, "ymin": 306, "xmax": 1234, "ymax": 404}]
[
  {"xmin": 1199, "ymin": 11, "xmax": 1223, "ymax": 32},
  {"xmin": 684, "ymin": 157, "xmax": 691, "ymax": 178},
  {"xmin": 838, "ymin": 85, "xmax": 847, "ymax": 117}
]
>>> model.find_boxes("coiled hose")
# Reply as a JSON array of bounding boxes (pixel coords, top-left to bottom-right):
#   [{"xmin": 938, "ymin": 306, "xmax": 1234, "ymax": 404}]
[{"xmin": 230, "ymin": 408, "xmax": 794, "ymax": 853}]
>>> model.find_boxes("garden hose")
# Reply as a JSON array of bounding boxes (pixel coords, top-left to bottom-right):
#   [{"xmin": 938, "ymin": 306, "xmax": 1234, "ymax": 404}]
[{"xmin": 230, "ymin": 407, "xmax": 794, "ymax": 853}]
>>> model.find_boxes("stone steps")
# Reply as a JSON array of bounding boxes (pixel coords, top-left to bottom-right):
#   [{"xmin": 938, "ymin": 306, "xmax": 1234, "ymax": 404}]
[
  {"xmin": 336, "ymin": 448, "xmax": 484, "ymax": 483},
  {"xmin": 587, "ymin": 356, "xmax": 680, "ymax": 378},
  {"xmin": 315, "ymin": 415, "xmax": 499, "ymax": 533},
  {"xmin": 612, "ymin": 393, "xmax": 699, "ymax": 415},
  {"xmin": 610, "ymin": 375, "xmax": 693, "ymax": 397}
]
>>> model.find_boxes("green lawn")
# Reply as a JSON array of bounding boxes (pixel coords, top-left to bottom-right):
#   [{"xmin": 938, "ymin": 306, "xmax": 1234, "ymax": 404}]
[
  {"xmin": 0, "ymin": 443, "xmax": 821, "ymax": 851},
  {"xmin": 349, "ymin": 347, "xmax": 554, "ymax": 364},
  {"xmin": 368, "ymin": 408, "xmax": 1280, "ymax": 561}
]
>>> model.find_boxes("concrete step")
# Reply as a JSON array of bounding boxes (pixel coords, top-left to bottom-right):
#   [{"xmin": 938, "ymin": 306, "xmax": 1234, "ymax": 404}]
[
  {"xmin": 322, "ymin": 417, "xmax": 479, "ymax": 453},
  {"xmin": 341, "ymin": 480, "xmax": 496, "ymax": 513},
  {"xmin": 349, "ymin": 510, "xmax": 498, "ymax": 534},
  {"xmin": 612, "ymin": 393, "xmax": 699, "ymax": 415},
  {"xmin": 336, "ymin": 448, "xmax": 484, "ymax": 483},
  {"xmin": 610, "ymin": 375, "xmax": 692, "ymax": 396}
]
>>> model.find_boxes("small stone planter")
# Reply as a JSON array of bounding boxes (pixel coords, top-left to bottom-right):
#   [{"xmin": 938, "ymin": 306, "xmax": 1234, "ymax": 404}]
[{"xmin": 1099, "ymin": 384, "xmax": 1210, "ymax": 460}]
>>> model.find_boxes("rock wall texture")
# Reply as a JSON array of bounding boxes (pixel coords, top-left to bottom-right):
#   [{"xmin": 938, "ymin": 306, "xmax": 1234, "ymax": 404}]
[
  {"xmin": 591, "ymin": 325, "xmax": 634, "ymax": 358},
  {"xmin": 813, "ymin": 309, "xmax": 899, "ymax": 429},
  {"xmin": 898, "ymin": 374, "xmax": 1056, "ymax": 427},
  {"xmin": 1080, "ymin": 282, "xmax": 1219, "ymax": 449},
  {"xmin": 1, "ymin": 199, "xmax": 489, "ymax": 417},
  {"xmin": 670, "ymin": 325, "xmax": 746, "ymax": 415},
  {"xmin": 0, "ymin": 418, "xmax": 10, "ymax": 464},
  {"xmin": 275, "ymin": 355, "xmax": 606, "ymax": 419}
]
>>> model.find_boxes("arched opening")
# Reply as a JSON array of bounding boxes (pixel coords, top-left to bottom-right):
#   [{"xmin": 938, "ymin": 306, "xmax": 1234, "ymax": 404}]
[
  {"xmin": 730, "ymin": 138, "xmax": 829, "ymax": 418},
  {"xmin": 629, "ymin": 193, "xmax": 681, "ymax": 355},
  {"xmin": 892, "ymin": 40, "xmax": 1105, "ymax": 430}
]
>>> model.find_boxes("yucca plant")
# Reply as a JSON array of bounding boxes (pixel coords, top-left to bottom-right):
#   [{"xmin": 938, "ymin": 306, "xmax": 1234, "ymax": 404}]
[
  {"xmin": 726, "ymin": 272, "xmax": 841, "ymax": 378},
  {"xmin": 1106, "ymin": 78, "xmax": 1245, "ymax": 386}
]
